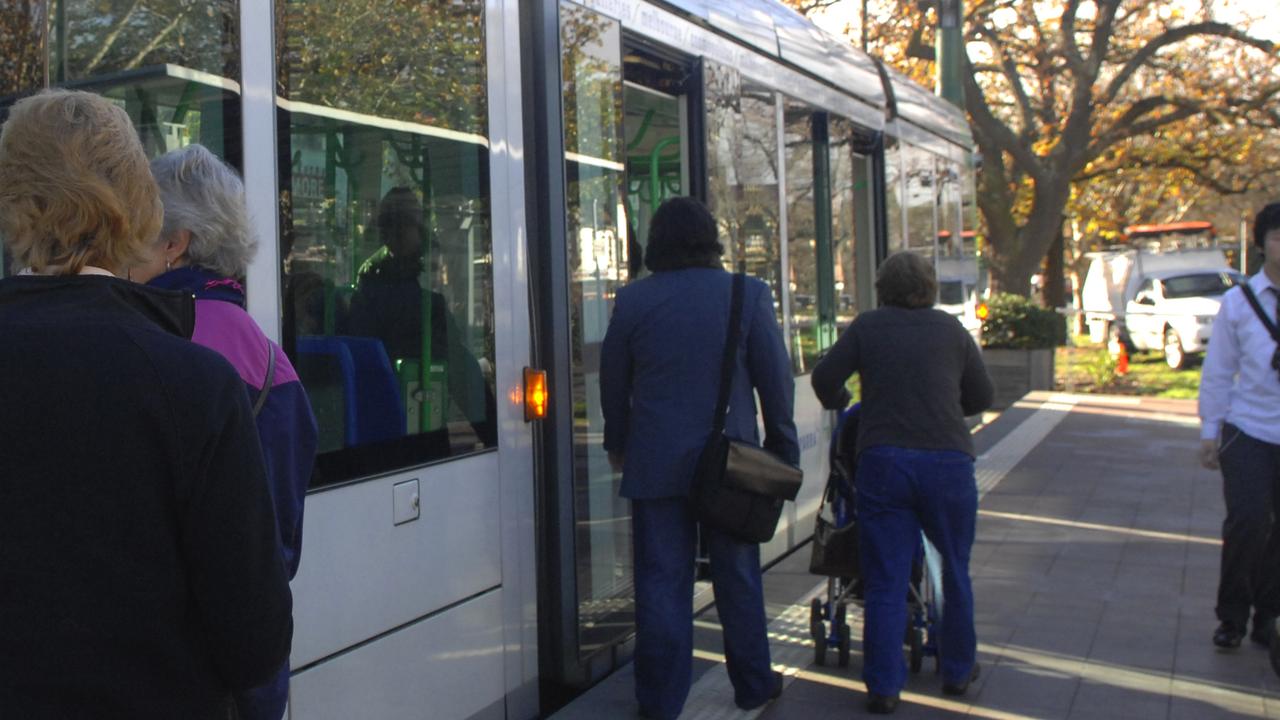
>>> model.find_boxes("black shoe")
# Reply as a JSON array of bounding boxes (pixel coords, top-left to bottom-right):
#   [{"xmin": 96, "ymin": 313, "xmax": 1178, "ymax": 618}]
[
  {"xmin": 866, "ymin": 693, "xmax": 899, "ymax": 714},
  {"xmin": 735, "ymin": 670, "xmax": 783, "ymax": 711},
  {"xmin": 942, "ymin": 662, "xmax": 981, "ymax": 696},
  {"xmin": 1269, "ymin": 617, "xmax": 1280, "ymax": 679},
  {"xmin": 1252, "ymin": 624, "xmax": 1272, "ymax": 647},
  {"xmin": 1213, "ymin": 621, "xmax": 1245, "ymax": 649}
]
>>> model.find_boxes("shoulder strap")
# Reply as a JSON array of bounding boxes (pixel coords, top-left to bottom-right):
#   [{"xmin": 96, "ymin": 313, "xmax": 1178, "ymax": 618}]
[
  {"xmin": 711, "ymin": 273, "xmax": 746, "ymax": 433},
  {"xmin": 252, "ymin": 338, "xmax": 277, "ymax": 418},
  {"xmin": 1240, "ymin": 283, "xmax": 1280, "ymax": 343}
]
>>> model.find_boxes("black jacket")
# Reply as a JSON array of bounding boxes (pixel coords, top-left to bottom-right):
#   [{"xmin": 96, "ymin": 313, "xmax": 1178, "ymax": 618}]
[
  {"xmin": 812, "ymin": 306, "xmax": 994, "ymax": 458},
  {"xmin": 0, "ymin": 275, "xmax": 293, "ymax": 719}
]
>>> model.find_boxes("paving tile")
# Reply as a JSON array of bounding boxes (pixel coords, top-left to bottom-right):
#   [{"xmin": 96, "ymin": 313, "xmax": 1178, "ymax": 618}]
[
  {"xmin": 973, "ymin": 660, "xmax": 1077, "ymax": 719},
  {"xmin": 1068, "ymin": 677, "xmax": 1170, "ymax": 720}
]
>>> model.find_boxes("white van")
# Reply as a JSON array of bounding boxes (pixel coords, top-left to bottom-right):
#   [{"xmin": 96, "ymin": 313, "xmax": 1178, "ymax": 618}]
[{"xmin": 1081, "ymin": 247, "xmax": 1240, "ymax": 368}]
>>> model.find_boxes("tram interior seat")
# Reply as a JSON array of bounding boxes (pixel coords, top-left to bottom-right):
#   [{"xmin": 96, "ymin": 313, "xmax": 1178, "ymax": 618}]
[{"xmin": 296, "ymin": 336, "xmax": 407, "ymax": 449}]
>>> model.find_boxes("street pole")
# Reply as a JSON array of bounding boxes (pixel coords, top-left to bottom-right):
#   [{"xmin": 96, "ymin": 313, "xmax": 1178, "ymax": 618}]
[
  {"xmin": 861, "ymin": 0, "xmax": 869, "ymax": 52},
  {"xmin": 936, "ymin": 0, "xmax": 964, "ymax": 108}
]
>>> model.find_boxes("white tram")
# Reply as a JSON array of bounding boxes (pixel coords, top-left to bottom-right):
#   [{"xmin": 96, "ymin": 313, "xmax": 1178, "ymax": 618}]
[{"xmin": 0, "ymin": 1, "xmax": 978, "ymax": 717}]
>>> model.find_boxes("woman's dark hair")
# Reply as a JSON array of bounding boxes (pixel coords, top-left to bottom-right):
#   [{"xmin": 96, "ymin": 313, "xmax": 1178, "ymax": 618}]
[
  {"xmin": 644, "ymin": 196, "xmax": 724, "ymax": 272},
  {"xmin": 875, "ymin": 251, "xmax": 937, "ymax": 309},
  {"xmin": 1254, "ymin": 202, "xmax": 1280, "ymax": 248}
]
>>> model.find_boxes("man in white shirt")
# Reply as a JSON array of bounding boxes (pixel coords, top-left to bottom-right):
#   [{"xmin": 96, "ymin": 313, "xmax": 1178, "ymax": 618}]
[{"xmin": 1199, "ymin": 203, "xmax": 1280, "ymax": 665}]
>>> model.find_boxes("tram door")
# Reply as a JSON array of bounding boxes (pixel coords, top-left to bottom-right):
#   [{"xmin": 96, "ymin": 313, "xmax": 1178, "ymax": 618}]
[{"xmin": 543, "ymin": 2, "xmax": 692, "ymax": 698}]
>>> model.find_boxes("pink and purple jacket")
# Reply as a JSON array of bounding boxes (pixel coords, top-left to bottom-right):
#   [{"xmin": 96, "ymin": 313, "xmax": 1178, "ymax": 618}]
[{"xmin": 152, "ymin": 268, "xmax": 318, "ymax": 579}]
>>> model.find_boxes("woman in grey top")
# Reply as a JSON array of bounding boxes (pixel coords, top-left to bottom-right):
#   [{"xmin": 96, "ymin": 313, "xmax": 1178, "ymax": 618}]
[{"xmin": 812, "ymin": 251, "xmax": 993, "ymax": 715}]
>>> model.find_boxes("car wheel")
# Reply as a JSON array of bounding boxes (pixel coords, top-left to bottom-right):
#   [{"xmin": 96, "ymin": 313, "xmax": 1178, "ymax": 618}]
[{"xmin": 1164, "ymin": 328, "xmax": 1185, "ymax": 370}]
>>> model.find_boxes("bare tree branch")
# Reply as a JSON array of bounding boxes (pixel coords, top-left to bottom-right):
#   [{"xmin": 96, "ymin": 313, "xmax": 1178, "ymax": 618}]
[
  {"xmin": 971, "ymin": 25, "xmax": 1037, "ymax": 136},
  {"xmin": 963, "ymin": 56, "xmax": 1048, "ymax": 184},
  {"xmin": 1101, "ymin": 21, "xmax": 1276, "ymax": 106}
]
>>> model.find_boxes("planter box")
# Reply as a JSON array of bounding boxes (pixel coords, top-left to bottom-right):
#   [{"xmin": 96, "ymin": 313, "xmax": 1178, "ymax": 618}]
[{"xmin": 982, "ymin": 348, "xmax": 1055, "ymax": 409}]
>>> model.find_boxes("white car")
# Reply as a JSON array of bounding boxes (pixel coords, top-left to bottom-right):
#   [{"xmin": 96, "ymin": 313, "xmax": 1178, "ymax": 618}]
[{"xmin": 1123, "ymin": 269, "xmax": 1243, "ymax": 368}]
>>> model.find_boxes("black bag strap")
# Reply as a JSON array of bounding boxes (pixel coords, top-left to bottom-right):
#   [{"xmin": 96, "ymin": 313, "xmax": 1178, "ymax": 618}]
[
  {"xmin": 252, "ymin": 337, "xmax": 277, "ymax": 418},
  {"xmin": 711, "ymin": 273, "xmax": 746, "ymax": 434},
  {"xmin": 1240, "ymin": 283, "xmax": 1280, "ymax": 343}
]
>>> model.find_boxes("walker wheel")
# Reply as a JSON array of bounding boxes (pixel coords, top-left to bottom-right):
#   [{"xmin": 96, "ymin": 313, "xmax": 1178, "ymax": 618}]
[
  {"xmin": 837, "ymin": 622, "xmax": 851, "ymax": 668},
  {"xmin": 813, "ymin": 623, "xmax": 828, "ymax": 666},
  {"xmin": 810, "ymin": 598, "xmax": 827, "ymax": 666},
  {"xmin": 909, "ymin": 626, "xmax": 924, "ymax": 673}
]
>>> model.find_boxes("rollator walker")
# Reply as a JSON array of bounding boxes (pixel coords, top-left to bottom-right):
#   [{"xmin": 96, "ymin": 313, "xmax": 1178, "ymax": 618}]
[{"xmin": 808, "ymin": 405, "xmax": 943, "ymax": 673}]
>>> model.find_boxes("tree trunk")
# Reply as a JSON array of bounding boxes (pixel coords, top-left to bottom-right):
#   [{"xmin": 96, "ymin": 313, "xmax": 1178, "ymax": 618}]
[
  {"xmin": 983, "ymin": 171, "xmax": 1074, "ymax": 298},
  {"xmin": 1043, "ymin": 222, "xmax": 1066, "ymax": 308}
]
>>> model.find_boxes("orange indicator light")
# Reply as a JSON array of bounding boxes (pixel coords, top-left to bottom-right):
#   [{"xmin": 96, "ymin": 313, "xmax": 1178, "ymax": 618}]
[
  {"xmin": 524, "ymin": 367, "xmax": 548, "ymax": 421},
  {"xmin": 975, "ymin": 302, "xmax": 989, "ymax": 321}
]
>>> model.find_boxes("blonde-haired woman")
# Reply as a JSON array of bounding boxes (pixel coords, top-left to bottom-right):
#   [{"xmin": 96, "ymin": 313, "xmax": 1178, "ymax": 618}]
[{"xmin": 0, "ymin": 89, "xmax": 292, "ymax": 717}]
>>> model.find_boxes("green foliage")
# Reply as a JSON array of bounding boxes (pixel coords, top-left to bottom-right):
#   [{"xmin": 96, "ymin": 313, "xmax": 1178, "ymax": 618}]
[
  {"xmin": 980, "ymin": 293, "xmax": 1065, "ymax": 349},
  {"xmin": 1080, "ymin": 347, "xmax": 1117, "ymax": 389}
]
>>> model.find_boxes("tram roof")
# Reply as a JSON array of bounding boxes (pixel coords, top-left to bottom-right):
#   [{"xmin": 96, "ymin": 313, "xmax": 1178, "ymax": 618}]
[
  {"xmin": 657, "ymin": 0, "xmax": 973, "ymax": 151},
  {"xmin": 659, "ymin": 0, "xmax": 884, "ymax": 106},
  {"xmin": 879, "ymin": 63, "xmax": 974, "ymax": 151}
]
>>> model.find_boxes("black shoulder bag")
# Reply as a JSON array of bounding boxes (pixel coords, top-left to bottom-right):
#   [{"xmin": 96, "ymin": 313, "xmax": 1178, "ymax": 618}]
[
  {"xmin": 1239, "ymin": 283, "xmax": 1280, "ymax": 381},
  {"xmin": 692, "ymin": 273, "xmax": 804, "ymax": 544}
]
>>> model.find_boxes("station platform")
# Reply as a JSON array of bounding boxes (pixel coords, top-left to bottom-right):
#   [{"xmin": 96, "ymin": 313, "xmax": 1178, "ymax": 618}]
[{"xmin": 550, "ymin": 392, "xmax": 1280, "ymax": 719}]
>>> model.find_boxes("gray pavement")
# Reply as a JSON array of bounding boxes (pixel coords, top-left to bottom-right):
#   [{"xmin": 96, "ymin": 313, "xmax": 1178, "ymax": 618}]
[{"xmin": 551, "ymin": 392, "xmax": 1279, "ymax": 719}]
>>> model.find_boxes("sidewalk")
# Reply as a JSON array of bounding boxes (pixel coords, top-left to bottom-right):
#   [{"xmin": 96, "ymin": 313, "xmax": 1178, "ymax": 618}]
[{"xmin": 551, "ymin": 392, "xmax": 1280, "ymax": 719}]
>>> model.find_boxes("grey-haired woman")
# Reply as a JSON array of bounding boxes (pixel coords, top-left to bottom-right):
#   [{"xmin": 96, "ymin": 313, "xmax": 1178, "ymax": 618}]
[{"xmin": 130, "ymin": 144, "xmax": 318, "ymax": 720}]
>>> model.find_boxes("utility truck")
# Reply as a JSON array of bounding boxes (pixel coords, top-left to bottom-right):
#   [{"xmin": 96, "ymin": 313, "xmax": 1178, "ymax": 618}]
[{"xmin": 1081, "ymin": 222, "xmax": 1242, "ymax": 368}]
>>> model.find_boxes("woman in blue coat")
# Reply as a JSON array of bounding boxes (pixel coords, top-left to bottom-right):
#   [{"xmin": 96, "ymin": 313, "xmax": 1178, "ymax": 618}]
[{"xmin": 600, "ymin": 196, "xmax": 799, "ymax": 719}]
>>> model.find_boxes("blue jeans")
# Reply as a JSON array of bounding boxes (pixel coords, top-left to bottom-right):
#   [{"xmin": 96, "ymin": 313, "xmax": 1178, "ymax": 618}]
[
  {"xmin": 631, "ymin": 497, "xmax": 775, "ymax": 719},
  {"xmin": 856, "ymin": 446, "xmax": 977, "ymax": 696}
]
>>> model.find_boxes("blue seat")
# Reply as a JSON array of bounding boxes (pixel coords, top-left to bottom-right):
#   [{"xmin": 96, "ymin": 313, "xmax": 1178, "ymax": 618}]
[{"xmin": 296, "ymin": 336, "xmax": 406, "ymax": 447}]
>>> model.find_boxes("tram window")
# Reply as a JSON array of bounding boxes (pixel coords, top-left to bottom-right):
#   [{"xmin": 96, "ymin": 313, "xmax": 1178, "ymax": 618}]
[
  {"xmin": 938, "ymin": 159, "xmax": 963, "ymax": 257},
  {"xmin": 783, "ymin": 99, "xmax": 819, "ymax": 374},
  {"xmin": 49, "ymin": 0, "xmax": 242, "ymax": 166},
  {"xmin": 830, "ymin": 117, "xmax": 858, "ymax": 330},
  {"xmin": 705, "ymin": 61, "xmax": 782, "ymax": 313},
  {"xmin": 884, "ymin": 138, "xmax": 905, "ymax": 254},
  {"xmin": 903, "ymin": 143, "xmax": 937, "ymax": 253},
  {"xmin": 0, "ymin": 1, "xmax": 242, "ymax": 277},
  {"xmin": 275, "ymin": 0, "xmax": 497, "ymax": 487},
  {"xmin": 962, "ymin": 158, "xmax": 979, "ymax": 256}
]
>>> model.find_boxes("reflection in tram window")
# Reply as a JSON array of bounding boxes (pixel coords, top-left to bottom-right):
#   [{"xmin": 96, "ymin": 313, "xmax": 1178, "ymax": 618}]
[
  {"xmin": 705, "ymin": 62, "xmax": 781, "ymax": 317},
  {"xmin": 275, "ymin": 0, "xmax": 496, "ymax": 487},
  {"xmin": 938, "ymin": 158, "xmax": 964, "ymax": 257},
  {"xmin": 0, "ymin": 2, "xmax": 242, "ymax": 275},
  {"xmin": 560, "ymin": 1, "xmax": 635, "ymax": 657},
  {"xmin": 830, "ymin": 117, "xmax": 859, "ymax": 330},
  {"xmin": 784, "ymin": 99, "xmax": 819, "ymax": 374},
  {"xmin": 884, "ymin": 138, "xmax": 905, "ymax": 254},
  {"xmin": 903, "ymin": 143, "xmax": 938, "ymax": 254},
  {"xmin": 47, "ymin": 0, "xmax": 242, "ymax": 164}
]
